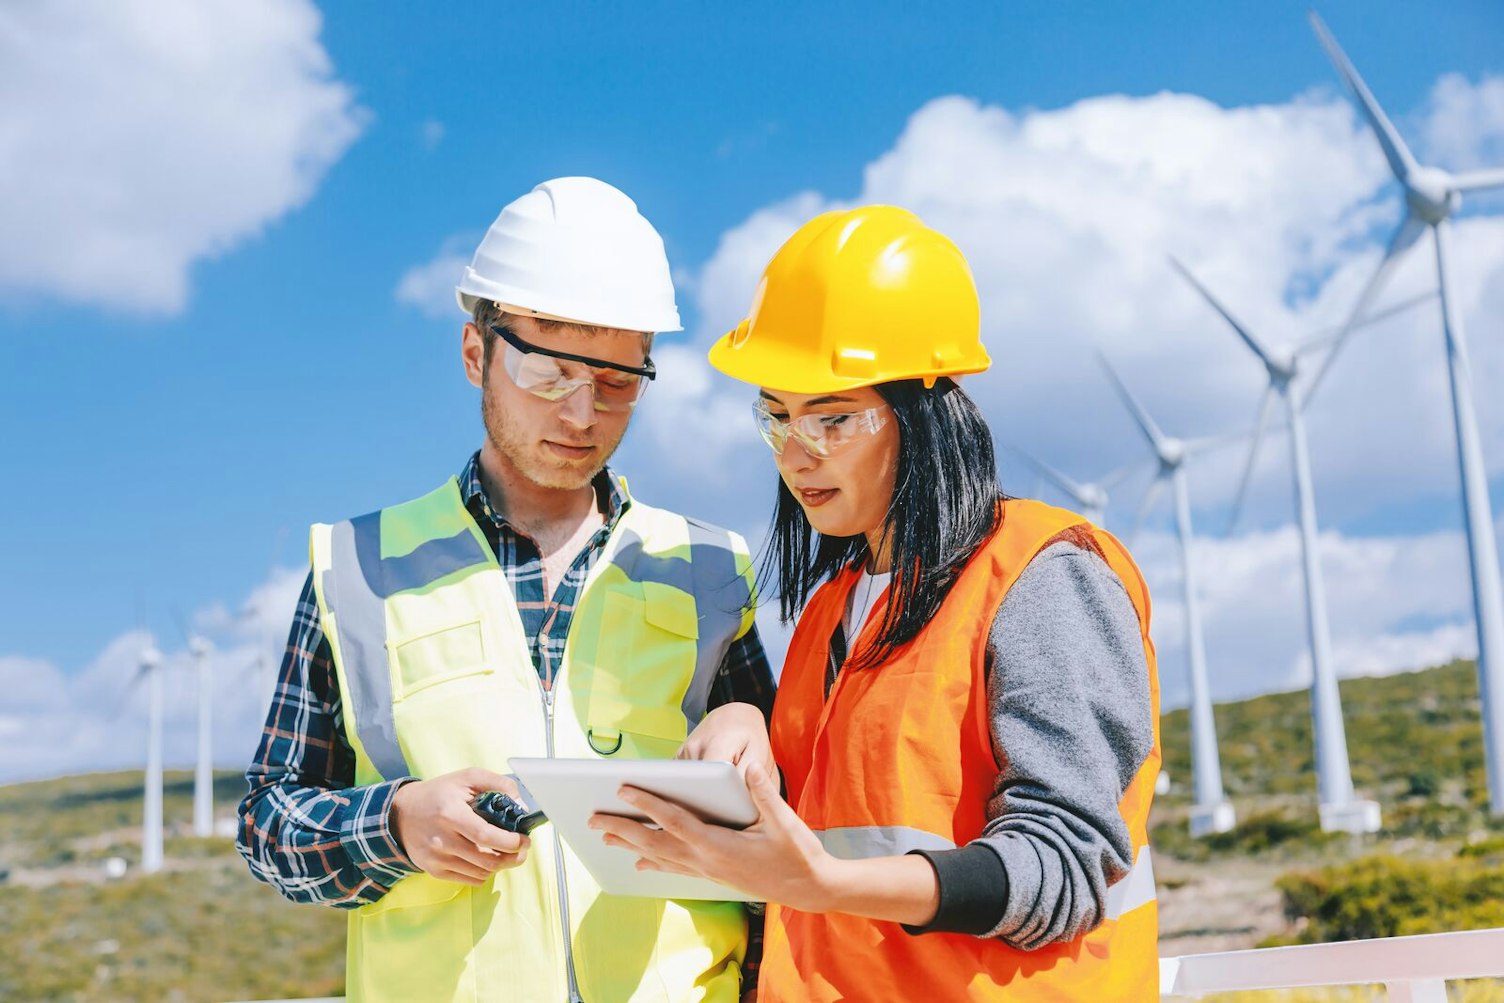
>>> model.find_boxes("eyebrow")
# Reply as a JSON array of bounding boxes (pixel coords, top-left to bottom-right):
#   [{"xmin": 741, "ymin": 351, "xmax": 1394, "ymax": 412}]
[{"xmin": 758, "ymin": 391, "xmax": 858, "ymax": 407}]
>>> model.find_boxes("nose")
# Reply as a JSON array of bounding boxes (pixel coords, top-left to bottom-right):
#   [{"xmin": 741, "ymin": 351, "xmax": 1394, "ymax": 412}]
[
  {"xmin": 777, "ymin": 434, "xmax": 818, "ymax": 473},
  {"xmin": 556, "ymin": 381, "xmax": 597, "ymax": 430}
]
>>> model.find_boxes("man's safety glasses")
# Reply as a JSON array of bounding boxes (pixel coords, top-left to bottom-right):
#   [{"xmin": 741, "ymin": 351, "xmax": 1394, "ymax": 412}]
[
  {"xmin": 753, "ymin": 398, "xmax": 889, "ymax": 459},
  {"xmin": 492, "ymin": 323, "xmax": 656, "ymax": 413}
]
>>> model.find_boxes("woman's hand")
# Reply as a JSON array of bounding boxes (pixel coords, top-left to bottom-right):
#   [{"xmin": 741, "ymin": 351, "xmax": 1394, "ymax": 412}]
[
  {"xmin": 676, "ymin": 702, "xmax": 777, "ymax": 787},
  {"xmin": 588, "ymin": 766, "xmax": 833, "ymax": 912}
]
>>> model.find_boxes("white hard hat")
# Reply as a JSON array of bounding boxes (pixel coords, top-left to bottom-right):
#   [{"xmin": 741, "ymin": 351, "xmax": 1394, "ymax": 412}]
[{"xmin": 456, "ymin": 176, "xmax": 682, "ymax": 333}]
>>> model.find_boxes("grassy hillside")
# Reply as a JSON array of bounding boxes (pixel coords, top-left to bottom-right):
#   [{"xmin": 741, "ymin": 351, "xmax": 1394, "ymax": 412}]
[
  {"xmin": 1156, "ymin": 658, "xmax": 1494, "ymax": 837},
  {"xmin": 0, "ymin": 770, "xmax": 345, "ymax": 1001},
  {"xmin": 0, "ymin": 659, "xmax": 1500, "ymax": 1000}
]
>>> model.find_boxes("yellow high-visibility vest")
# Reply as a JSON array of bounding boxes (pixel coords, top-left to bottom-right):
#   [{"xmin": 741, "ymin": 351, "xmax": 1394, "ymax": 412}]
[{"xmin": 310, "ymin": 477, "xmax": 758, "ymax": 1002}]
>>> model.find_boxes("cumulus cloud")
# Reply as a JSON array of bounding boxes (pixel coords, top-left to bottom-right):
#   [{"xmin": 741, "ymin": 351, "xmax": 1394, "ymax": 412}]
[
  {"xmin": 0, "ymin": 0, "xmax": 365, "ymax": 315},
  {"xmin": 607, "ymin": 76, "xmax": 1504, "ymax": 707},
  {"xmin": 395, "ymin": 237, "xmax": 479, "ymax": 320},
  {"xmin": 0, "ymin": 567, "xmax": 305, "ymax": 784}
]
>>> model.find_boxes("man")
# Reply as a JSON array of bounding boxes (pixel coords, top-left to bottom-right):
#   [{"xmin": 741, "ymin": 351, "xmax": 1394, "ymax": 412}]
[{"xmin": 237, "ymin": 177, "xmax": 775, "ymax": 1003}]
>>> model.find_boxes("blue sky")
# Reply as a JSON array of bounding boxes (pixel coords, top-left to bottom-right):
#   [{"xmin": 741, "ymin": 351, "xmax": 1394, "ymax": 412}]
[{"xmin": 2, "ymin": 1, "xmax": 1502, "ymax": 780}]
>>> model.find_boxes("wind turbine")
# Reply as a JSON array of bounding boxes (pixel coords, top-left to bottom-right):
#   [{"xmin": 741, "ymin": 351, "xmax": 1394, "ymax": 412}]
[
  {"xmin": 1311, "ymin": 11, "xmax": 1504, "ymax": 814},
  {"xmin": 1003, "ymin": 443, "xmax": 1111, "ymax": 525},
  {"xmin": 1169, "ymin": 260, "xmax": 1435, "ymax": 831},
  {"xmin": 189, "ymin": 634, "xmax": 214, "ymax": 839},
  {"xmin": 132, "ymin": 635, "xmax": 165, "ymax": 874},
  {"xmin": 1100, "ymin": 354, "xmax": 1236, "ymax": 836}
]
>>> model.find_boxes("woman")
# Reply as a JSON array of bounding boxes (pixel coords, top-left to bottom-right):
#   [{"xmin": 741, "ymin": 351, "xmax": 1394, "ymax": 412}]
[{"xmin": 590, "ymin": 206, "xmax": 1161, "ymax": 1000}]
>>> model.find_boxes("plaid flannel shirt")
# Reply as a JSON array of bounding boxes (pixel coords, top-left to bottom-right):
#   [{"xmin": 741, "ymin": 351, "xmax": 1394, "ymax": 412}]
[{"xmin": 236, "ymin": 454, "xmax": 775, "ymax": 983}]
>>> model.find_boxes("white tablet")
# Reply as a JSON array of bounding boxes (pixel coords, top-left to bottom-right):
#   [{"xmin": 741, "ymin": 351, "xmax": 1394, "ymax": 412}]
[{"xmin": 508, "ymin": 757, "xmax": 760, "ymax": 902}]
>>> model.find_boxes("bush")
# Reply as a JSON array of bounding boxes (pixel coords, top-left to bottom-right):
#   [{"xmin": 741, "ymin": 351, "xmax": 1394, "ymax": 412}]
[{"xmin": 1274, "ymin": 853, "xmax": 1504, "ymax": 943}]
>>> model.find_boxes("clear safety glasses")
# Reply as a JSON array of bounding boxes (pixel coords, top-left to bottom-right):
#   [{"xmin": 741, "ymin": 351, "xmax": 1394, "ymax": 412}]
[
  {"xmin": 492, "ymin": 323, "xmax": 656, "ymax": 413},
  {"xmin": 753, "ymin": 398, "xmax": 889, "ymax": 459}
]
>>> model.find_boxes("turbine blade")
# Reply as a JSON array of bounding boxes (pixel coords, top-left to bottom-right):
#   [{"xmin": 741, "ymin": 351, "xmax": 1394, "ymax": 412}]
[
  {"xmin": 1101, "ymin": 458, "xmax": 1148, "ymax": 490},
  {"xmin": 1301, "ymin": 214, "xmax": 1428, "ymax": 407},
  {"xmin": 1005, "ymin": 443, "xmax": 1089, "ymax": 503},
  {"xmin": 1309, "ymin": 10, "xmax": 1418, "ymax": 184},
  {"xmin": 1129, "ymin": 477, "xmax": 1167, "ymax": 549},
  {"xmin": 1299, "ymin": 288, "xmax": 1437, "ymax": 352},
  {"xmin": 1452, "ymin": 168, "xmax": 1504, "ymax": 194},
  {"xmin": 1169, "ymin": 255, "xmax": 1276, "ymax": 365},
  {"xmin": 1097, "ymin": 351, "xmax": 1167, "ymax": 450},
  {"xmin": 1227, "ymin": 386, "xmax": 1276, "ymax": 535}
]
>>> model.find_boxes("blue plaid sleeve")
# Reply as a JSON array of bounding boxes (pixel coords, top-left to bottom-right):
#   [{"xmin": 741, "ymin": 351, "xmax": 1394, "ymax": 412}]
[
  {"xmin": 706, "ymin": 621, "xmax": 777, "ymax": 722},
  {"xmin": 236, "ymin": 572, "xmax": 420, "ymax": 908}
]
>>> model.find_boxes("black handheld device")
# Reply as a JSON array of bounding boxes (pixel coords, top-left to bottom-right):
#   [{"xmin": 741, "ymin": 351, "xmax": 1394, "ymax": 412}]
[{"xmin": 471, "ymin": 790, "xmax": 548, "ymax": 835}]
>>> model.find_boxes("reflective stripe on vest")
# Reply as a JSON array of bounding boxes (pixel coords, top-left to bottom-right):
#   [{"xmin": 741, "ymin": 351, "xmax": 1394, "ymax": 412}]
[
  {"xmin": 1105, "ymin": 847, "xmax": 1156, "ymax": 921},
  {"xmin": 813, "ymin": 825, "xmax": 956, "ymax": 859},
  {"xmin": 321, "ymin": 512, "xmax": 490, "ymax": 780}
]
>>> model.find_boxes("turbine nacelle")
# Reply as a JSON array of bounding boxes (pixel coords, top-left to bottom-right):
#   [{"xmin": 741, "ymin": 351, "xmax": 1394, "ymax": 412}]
[
  {"xmin": 1405, "ymin": 166, "xmax": 1460, "ymax": 224},
  {"xmin": 1158, "ymin": 438, "xmax": 1187, "ymax": 468},
  {"xmin": 1265, "ymin": 348, "xmax": 1298, "ymax": 386}
]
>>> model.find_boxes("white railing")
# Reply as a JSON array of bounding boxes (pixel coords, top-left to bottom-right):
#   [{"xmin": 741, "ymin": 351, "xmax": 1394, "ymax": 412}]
[{"xmin": 1161, "ymin": 927, "xmax": 1504, "ymax": 1001}]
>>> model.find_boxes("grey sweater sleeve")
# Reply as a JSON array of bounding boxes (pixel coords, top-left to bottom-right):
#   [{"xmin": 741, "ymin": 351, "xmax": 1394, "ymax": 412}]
[{"xmin": 905, "ymin": 541, "xmax": 1153, "ymax": 949}]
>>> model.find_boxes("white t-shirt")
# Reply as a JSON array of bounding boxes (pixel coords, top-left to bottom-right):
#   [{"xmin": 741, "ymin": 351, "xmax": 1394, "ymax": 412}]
[{"xmin": 842, "ymin": 567, "xmax": 893, "ymax": 645}]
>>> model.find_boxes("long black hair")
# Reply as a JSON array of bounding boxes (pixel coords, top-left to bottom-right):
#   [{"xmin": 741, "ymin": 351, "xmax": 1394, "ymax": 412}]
[{"xmin": 760, "ymin": 377, "xmax": 1007, "ymax": 670}]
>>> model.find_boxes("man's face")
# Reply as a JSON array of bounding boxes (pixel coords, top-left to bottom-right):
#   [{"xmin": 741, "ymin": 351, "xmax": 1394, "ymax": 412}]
[{"xmin": 462, "ymin": 314, "xmax": 649, "ymax": 491}]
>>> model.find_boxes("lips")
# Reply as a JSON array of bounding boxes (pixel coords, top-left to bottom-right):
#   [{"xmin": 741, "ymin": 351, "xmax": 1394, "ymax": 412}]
[
  {"xmin": 545, "ymin": 441, "xmax": 595, "ymax": 460},
  {"xmin": 796, "ymin": 487, "xmax": 838, "ymax": 507}
]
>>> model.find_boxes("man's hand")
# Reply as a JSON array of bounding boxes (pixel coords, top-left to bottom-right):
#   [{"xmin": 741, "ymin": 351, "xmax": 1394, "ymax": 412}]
[
  {"xmin": 390, "ymin": 768, "xmax": 530, "ymax": 885},
  {"xmin": 677, "ymin": 702, "xmax": 777, "ymax": 787}
]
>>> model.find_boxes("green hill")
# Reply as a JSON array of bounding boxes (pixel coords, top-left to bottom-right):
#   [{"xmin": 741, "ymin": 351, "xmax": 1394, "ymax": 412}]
[{"xmin": 1156, "ymin": 657, "xmax": 1494, "ymax": 840}]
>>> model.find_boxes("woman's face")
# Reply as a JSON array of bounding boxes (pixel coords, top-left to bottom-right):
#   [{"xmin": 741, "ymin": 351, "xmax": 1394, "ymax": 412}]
[{"xmin": 758, "ymin": 385, "xmax": 901, "ymax": 548}]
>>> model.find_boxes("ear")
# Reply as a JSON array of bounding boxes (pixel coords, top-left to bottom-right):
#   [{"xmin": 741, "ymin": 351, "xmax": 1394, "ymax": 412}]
[{"xmin": 461, "ymin": 323, "xmax": 485, "ymax": 389}]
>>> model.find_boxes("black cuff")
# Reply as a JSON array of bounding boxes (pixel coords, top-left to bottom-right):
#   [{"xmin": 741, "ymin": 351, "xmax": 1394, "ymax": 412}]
[{"xmin": 900, "ymin": 845, "xmax": 1008, "ymax": 937}]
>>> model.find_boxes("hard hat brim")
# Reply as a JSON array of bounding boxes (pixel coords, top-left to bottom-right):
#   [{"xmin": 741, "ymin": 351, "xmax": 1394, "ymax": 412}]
[{"xmin": 708, "ymin": 325, "xmax": 990, "ymax": 394}]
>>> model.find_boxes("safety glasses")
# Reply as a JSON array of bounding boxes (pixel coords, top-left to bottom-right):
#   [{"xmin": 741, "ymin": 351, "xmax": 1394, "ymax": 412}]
[
  {"xmin": 492, "ymin": 323, "xmax": 656, "ymax": 413},
  {"xmin": 753, "ymin": 398, "xmax": 889, "ymax": 459}
]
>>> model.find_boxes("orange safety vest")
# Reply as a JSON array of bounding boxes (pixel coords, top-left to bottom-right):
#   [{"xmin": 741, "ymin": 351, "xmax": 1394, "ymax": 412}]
[{"xmin": 762, "ymin": 499, "xmax": 1161, "ymax": 1002}]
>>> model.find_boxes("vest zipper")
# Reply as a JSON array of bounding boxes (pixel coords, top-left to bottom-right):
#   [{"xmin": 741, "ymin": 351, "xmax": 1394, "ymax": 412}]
[{"xmin": 541, "ymin": 681, "xmax": 585, "ymax": 1003}]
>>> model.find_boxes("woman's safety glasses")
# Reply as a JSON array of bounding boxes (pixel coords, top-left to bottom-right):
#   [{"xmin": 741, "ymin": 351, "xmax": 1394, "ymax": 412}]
[
  {"xmin": 753, "ymin": 398, "xmax": 889, "ymax": 459},
  {"xmin": 492, "ymin": 323, "xmax": 656, "ymax": 413}
]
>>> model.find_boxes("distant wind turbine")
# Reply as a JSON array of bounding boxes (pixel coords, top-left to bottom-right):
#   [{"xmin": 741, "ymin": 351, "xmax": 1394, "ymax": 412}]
[
  {"xmin": 1168, "ymin": 258, "xmax": 1434, "ymax": 831},
  {"xmin": 1100, "ymin": 353, "xmax": 1237, "ymax": 837},
  {"xmin": 1311, "ymin": 10, "xmax": 1504, "ymax": 815},
  {"xmin": 1002, "ymin": 443, "xmax": 1117, "ymax": 526},
  {"xmin": 131, "ymin": 636, "xmax": 165, "ymax": 874},
  {"xmin": 189, "ymin": 635, "xmax": 214, "ymax": 839}
]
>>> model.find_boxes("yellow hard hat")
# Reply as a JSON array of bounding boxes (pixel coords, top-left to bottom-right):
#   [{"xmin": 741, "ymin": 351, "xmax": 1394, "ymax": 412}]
[{"xmin": 708, "ymin": 205, "xmax": 989, "ymax": 393}]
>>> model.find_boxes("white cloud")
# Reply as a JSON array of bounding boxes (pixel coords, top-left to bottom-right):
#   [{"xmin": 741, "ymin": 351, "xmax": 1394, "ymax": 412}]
[
  {"xmin": 1137, "ymin": 524, "xmax": 1478, "ymax": 707},
  {"xmin": 0, "ymin": 0, "xmax": 365, "ymax": 315},
  {"xmin": 1419, "ymin": 74, "xmax": 1504, "ymax": 174},
  {"xmin": 0, "ymin": 569, "xmax": 304, "ymax": 784},
  {"xmin": 420, "ymin": 118, "xmax": 446, "ymax": 151},
  {"xmin": 395, "ymin": 239, "xmax": 476, "ymax": 320}
]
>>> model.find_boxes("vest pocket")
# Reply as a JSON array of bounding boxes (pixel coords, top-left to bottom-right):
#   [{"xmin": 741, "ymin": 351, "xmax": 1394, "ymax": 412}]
[
  {"xmin": 390, "ymin": 619, "xmax": 488, "ymax": 699},
  {"xmin": 574, "ymin": 589, "xmax": 697, "ymax": 759},
  {"xmin": 351, "ymin": 876, "xmax": 473, "ymax": 1001}
]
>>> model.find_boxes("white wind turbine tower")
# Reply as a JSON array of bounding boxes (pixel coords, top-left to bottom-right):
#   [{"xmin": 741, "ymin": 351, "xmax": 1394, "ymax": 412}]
[
  {"xmin": 1310, "ymin": 11, "xmax": 1504, "ymax": 814},
  {"xmin": 1100, "ymin": 354, "xmax": 1236, "ymax": 836},
  {"xmin": 189, "ymin": 634, "xmax": 215, "ymax": 838},
  {"xmin": 133, "ymin": 635, "xmax": 166, "ymax": 874},
  {"xmin": 1168, "ymin": 259, "xmax": 1436, "ymax": 832}
]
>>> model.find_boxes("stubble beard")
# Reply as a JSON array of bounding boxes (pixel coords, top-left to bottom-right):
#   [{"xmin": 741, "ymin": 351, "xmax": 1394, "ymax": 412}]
[{"xmin": 480, "ymin": 376, "xmax": 626, "ymax": 492}]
